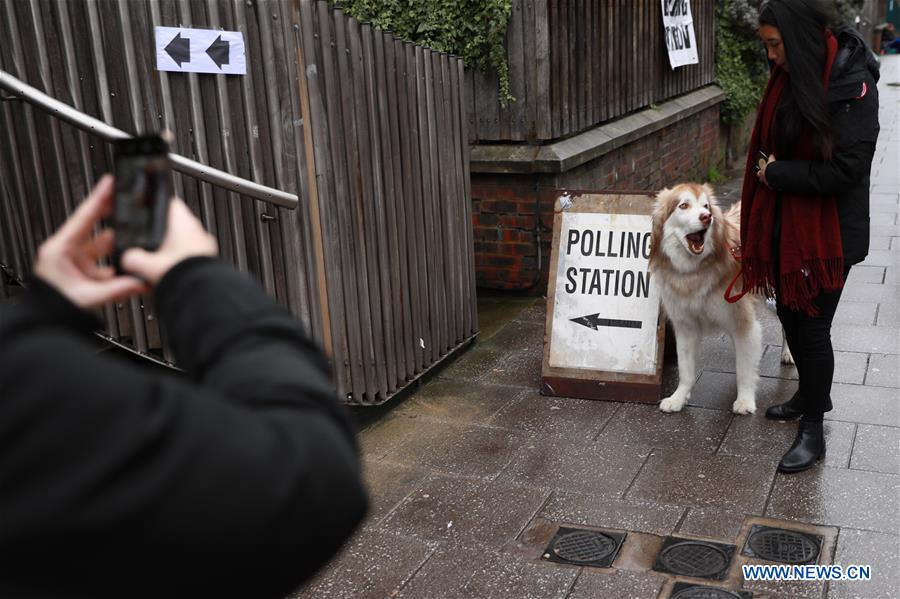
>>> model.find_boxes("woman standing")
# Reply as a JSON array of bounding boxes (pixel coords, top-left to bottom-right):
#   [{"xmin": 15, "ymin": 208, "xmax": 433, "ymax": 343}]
[{"xmin": 741, "ymin": 0, "xmax": 880, "ymax": 473}]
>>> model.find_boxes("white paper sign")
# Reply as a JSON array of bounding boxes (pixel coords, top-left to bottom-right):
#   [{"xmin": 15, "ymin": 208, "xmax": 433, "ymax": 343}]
[
  {"xmin": 548, "ymin": 212, "xmax": 661, "ymax": 375},
  {"xmin": 155, "ymin": 26, "xmax": 246, "ymax": 75},
  {"xmin": 661, "ymin": 0, "xmax": 699, "ymax": 69}
]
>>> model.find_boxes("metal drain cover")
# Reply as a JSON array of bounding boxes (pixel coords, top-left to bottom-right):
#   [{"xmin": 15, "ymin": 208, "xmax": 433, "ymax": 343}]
[
  {"xmin": 542, "ymin": 526, "xmax": 626, "ymax": 568},
  {"xmin": 742, "ymin": 525, "xmax": 822, "ymax": 564},
  {"xmin": 670, "ymin": 582, "xmax": 752, "ymax": 599},
  {"xmin": 653, "ymin": 537, "xmax": 736, "ymax": 580}
]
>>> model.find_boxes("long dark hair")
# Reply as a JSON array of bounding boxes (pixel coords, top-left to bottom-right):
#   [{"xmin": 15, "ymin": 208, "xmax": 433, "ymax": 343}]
[{"xmin": 758, "ymin": 0, "xmax": 835, "ymax": 159}]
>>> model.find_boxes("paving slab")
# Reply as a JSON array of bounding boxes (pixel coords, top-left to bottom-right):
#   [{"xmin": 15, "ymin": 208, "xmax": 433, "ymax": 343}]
[
  {"xmin": 362, "ymin": 460, "xmax": 430, "ymax": 524},
  {"xmin": 688, "ymin": 371, "xmax": 797, "ymax": 411},
  {"xmin": 459, "ymin": 552, "xmax": 579, "ymax": 599},
  {"xmin": 435, "ymin": 343, "xmax": 505, "ymax": 382},
  {"xmin": 513, "ymin": 300, "xmax": 548, "ymax": 324},
  {"xmin": 539, "ymin": 490, "xmax": 685, "ymax": 536},
  {"xmin": 359, "ymin": 411, "xmax": 451, "ymax": 460},
  {"xmin": 478, "ymin": 345, "xmax": 544, "ymax": 389},
  {"xmin": 830, "ymin": 325, "xmax": 900, "ymax": 354},
  {"xmin": 393, "ymin": 379, "xmax": 522, "ymax": 425},
  {"xmin": 828, "ymin": 528, "xmax": 900, "ymax": 599},
  {"xmin": 826, "ymin": 383, "xmax": 900, "ymax": 427},
  {"xmin": 566, "ymin": 569, "xmax": 667, "ymax": 599},
  {"xmin": 478, "ymin": 320, "xmax": 545, "ymax": 353},
  {"xmin": 382, "ymin": 475, "xmax": 548, "ymax": 549},
  {"xmin": 395, "ymin": 541, "xmax": 579, "ymax": 599},
  {"xmin": 831, "ymin": 300, "xmax": 879, "ymax": 326},
  {"xmin": 758, "ymin": 346, "xmax": 869, "ymax": 385},
  {"xmin": 676, "ymin": 507, "xmax": 748, "ymax": 542},
  {"xmin": 846, "ymin": 265, "xmax": 885, "ymax": 284},
  {"xmin": 868, "ymin": 236, "xmax": 893, "ymax": 250},
  {"xmin": 766, "ymin": 467, "xmax": 900, "ymax": 534},
  {"xmin": 849, "ymin": 424, "xmax": 900, "ymax": 475},
  {"xmin": 864, "ymin": 353, "xmax": 900, "ymax": 387},
  {"xmin": 596, "ymin": 403, "xmax": 733, "ymax": 453},
  {"xmin": 718, "ymin": 417, "xmax": 855, "ymax": 469},
  {"xmin": 625, "ymin": 450, "xmax": 778, "ymax": 513},
  {"xmin": 292, "ymin": 526, "xmax": 435, "ymax": 599},
  {"xmin": 498, "ymin": 436, "xmax": 650, "ymax": 497},
  {"xmin": 486, "ymin": 389, "xmax": 620, "ymax": 441},
  {"xmin": 384, "ymin": 419, "xmax": 534, "ymax": 479},
  {"xmin": 875, "ymin": 302, "xmax": 899, "ymax": 326},
  {"xmin": 840, "ymin": 282, "xmax": 899, "ymax": 302}
]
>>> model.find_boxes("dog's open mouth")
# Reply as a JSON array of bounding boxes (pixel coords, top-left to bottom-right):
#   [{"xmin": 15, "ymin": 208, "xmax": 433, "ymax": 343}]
[{"xmin": 685, "ymin": 228, "xmax": 708, "ymax": 255}]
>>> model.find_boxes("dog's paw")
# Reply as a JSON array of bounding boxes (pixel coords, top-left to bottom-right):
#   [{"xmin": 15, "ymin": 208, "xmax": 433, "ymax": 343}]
[
  {"xmin": 732, "ymin": 396, "xmax": 757, "ymax": 415},
  {"xmin": 660, "ymin": 395, "xmax": 686, "ymax": 413},
  {"xmin": 780, "ymin": 346, "xmax": 795, "ymax": 365}
]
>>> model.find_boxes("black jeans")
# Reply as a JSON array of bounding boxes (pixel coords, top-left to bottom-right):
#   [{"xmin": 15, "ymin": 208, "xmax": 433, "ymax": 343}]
[{"xmin": 775, "ymin": 266, "xmax": 852, "ymax": 416}]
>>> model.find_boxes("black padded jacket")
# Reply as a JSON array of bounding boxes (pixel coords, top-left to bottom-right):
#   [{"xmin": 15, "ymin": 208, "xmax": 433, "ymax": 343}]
[
  {"xmin": 0, "ymin": 257, "xmax": 367, "ymax": 598},
  {"xmin": 765, "ymin": 27, "xmax": 881, "ymax": 266}
]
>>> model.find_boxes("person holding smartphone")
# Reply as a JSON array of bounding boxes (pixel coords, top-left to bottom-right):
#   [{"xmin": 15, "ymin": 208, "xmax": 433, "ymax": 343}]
[
  {"xmin": 740, "ymin": 0, "xmax": 879, "ymax": 473},
  {"xmin": 0, "ymin": 175, "xmax": 367, "ymax": 598}
]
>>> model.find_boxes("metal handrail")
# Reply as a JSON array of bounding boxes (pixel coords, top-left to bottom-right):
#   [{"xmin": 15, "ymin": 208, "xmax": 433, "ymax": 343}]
[{"xmin": 0, "ymin": 69, "xmax": 299, "ymax": 209}]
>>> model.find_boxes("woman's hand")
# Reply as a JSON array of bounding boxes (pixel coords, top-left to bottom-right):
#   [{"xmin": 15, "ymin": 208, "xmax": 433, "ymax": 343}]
[
  {"xmin": 34, "ymin": 175, "xmax": 149, "ymax": 310},
  {"xmin": 757, "ymin": 153, "xmax": 776, "ymax": 187}
]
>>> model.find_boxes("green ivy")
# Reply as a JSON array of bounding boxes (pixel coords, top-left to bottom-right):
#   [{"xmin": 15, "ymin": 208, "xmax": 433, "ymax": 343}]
[
  {"xmin": 715, "ymin": 0, "xmax": 769, "ymax": 125},
  {"xmin": 329, "ymin": 0, "xmax": 514, "ymax": 104}
]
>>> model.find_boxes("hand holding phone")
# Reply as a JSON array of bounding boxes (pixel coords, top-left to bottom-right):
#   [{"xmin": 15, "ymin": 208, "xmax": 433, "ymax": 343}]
[
  {"xmin": 755, "ymin": 150, "xmax": 768, "ymax": 173},
  {"xmin": 113, "ymin": 135, "xmax": 171, "ymax": 257}
]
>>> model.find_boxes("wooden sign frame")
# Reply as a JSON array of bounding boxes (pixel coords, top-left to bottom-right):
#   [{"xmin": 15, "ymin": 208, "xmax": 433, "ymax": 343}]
[{"xmin": 541, "ymin": 190, "xmax": 665, "ymax": 403}]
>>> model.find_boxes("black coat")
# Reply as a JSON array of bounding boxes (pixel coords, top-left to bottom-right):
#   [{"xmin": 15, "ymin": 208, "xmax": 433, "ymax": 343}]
[
  {"xmin": 766, "ymin": 27, "xmax": 881, "ymax": 266},
  {"xmin": 0, "ymin": 258, "xmax": 367, "ymax": 598}
]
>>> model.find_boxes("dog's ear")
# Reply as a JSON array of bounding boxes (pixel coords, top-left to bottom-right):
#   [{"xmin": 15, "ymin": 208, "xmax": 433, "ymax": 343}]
[{"xmin": 649, "ymin": 188, "xmax": 673, "ymax": 268}]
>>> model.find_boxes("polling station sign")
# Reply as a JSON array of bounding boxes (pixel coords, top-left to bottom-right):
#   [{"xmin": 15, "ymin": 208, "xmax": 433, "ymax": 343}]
[
  {"xmin": 542, "ymin": 191, "xmax": 664, "ymax": 403},
  {"xmin": 661, "ymin": 0, "xmax": 699, "ymax": 69}
]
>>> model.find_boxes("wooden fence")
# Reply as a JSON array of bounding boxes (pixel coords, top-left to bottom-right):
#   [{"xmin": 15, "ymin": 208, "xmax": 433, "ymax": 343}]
[
  {"xmin": 467, "ymin": 0, "xmax": 717, "ymax": 142},
  {"xmin": 0, "ymin": 0, "xmax": 476, "ymax": 405}
]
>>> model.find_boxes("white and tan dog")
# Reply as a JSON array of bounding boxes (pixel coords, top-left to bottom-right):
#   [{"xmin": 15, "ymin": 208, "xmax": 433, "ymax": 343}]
[{"xmin": 649, "ymin": 183, "xmax": 763, "ymax": 415}]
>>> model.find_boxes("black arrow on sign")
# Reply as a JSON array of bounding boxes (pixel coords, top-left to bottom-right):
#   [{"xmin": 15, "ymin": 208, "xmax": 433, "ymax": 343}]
[
  {"xmin": 206, "ymin": 35, "xmax": 230, "ymax": 69},
  {"xmin": 164, "ymin": 32, "xmax": 190, "ymax": 67},
  {"xmin": 571, "ymin": 313, "xmax": 642, "ymax": 330}
]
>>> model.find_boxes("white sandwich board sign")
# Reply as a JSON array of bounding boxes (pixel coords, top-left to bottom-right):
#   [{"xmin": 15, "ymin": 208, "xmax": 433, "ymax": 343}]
[
  {"xmin": 661, "ymin": 0, "xmax": 699, "ymax": 69},
  {"xmin": 155, "ymin": 26, "xmax": 246, "ymax": 75},
  {"xmin": 542, "ymin": 191, "xmax": 665, "ymax": 403}
]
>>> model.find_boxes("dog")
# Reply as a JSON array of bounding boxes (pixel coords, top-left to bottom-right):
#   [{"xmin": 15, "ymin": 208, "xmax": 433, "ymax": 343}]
[{"xmin": 649, "ymin": 183, "xmax": 765, "ymax": 415}]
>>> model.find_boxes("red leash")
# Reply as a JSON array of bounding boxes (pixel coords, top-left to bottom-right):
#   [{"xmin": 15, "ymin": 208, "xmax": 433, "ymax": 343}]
[{"xmin": 724, "ymin": 246, "xmax": 749, "ymax": 303}]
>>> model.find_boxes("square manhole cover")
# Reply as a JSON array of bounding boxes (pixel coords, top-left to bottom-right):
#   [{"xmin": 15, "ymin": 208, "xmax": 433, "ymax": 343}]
[
  {"xmin": 542, "ymin": 526, "xmax": 626, "ymax": 568},
  {"xmin": 652, "ymin": 537, "xmax": 736, "ymax": 580},
  {"xmin": 741, "ymin": 525, "xmax": 823, "ymax": 565},
  {"xmin": 669, "ymin": 582, "xmax": 752, "ymax": 599}
]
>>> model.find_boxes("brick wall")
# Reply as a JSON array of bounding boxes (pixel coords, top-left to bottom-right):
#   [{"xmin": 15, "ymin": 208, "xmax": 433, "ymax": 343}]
[{"xmin": 471, "ymin": 104, "xmax": 725, "ymax": 292}]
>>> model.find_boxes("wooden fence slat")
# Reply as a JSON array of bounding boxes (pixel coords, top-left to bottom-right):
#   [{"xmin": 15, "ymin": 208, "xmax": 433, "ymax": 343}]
[
  {"xmin": 375, "ymin": 32, "xmax": 416, "ymax": 381},
  {"xmin": 299, "ymin": 0, "xmax": 350, "ymax": 397},
  {"xmin": 363, "ymin": 24, "xmax": 400, "ymax": 392},
  {"xmin": 405, "ymin": 43, "xmax": 428, "ymax": 371},
  {"xmin": 348, "ymin": 17, "xmax": 388, "ymax": 400},
  {"xmin": 533, "ymin": 0, "xmax": 550, "ymax": 140}
]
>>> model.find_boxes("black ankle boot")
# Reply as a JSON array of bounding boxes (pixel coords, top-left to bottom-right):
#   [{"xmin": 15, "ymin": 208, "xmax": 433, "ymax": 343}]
[
  {"xmin": 766, "ymin": 394, "xmax": 804, "ymax": 420},
  {"xmin": 778, "ymin": 421, "xmax": 826, "ymax": 473}
]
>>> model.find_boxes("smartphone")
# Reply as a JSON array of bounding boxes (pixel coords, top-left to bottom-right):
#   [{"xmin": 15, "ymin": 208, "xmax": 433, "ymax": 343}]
[
  {"xmin": 755, "ymin": 150, "xmax": 768, "ymax": 173},
  {"xmin": 113, "ymin": 134, "xmax": 171, "ymax": 255}
]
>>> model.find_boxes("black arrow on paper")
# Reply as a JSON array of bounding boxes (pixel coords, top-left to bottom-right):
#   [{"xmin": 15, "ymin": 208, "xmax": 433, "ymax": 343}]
[
  {"xmin": 164, "ymin": 32, "xmax": 190, "ymax": 67},
  {"xmin": 206, "ymin": 35, "xmax": 230, "ymax": 69},
  {"xmin": 571, "ymin": 313, "xmax": 642, "ymax": 330}
]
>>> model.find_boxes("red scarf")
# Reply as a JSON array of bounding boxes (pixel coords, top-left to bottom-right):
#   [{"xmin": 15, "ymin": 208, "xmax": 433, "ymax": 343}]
[{"xmin": 739, "ymin": 30, "xmax": 843, "ymax": 316}]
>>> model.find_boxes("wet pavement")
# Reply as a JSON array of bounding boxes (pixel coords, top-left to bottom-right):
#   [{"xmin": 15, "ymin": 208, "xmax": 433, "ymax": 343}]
[{"xmin": 294, "ymin": 57, "xmax": 899, "ymax": 599}]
